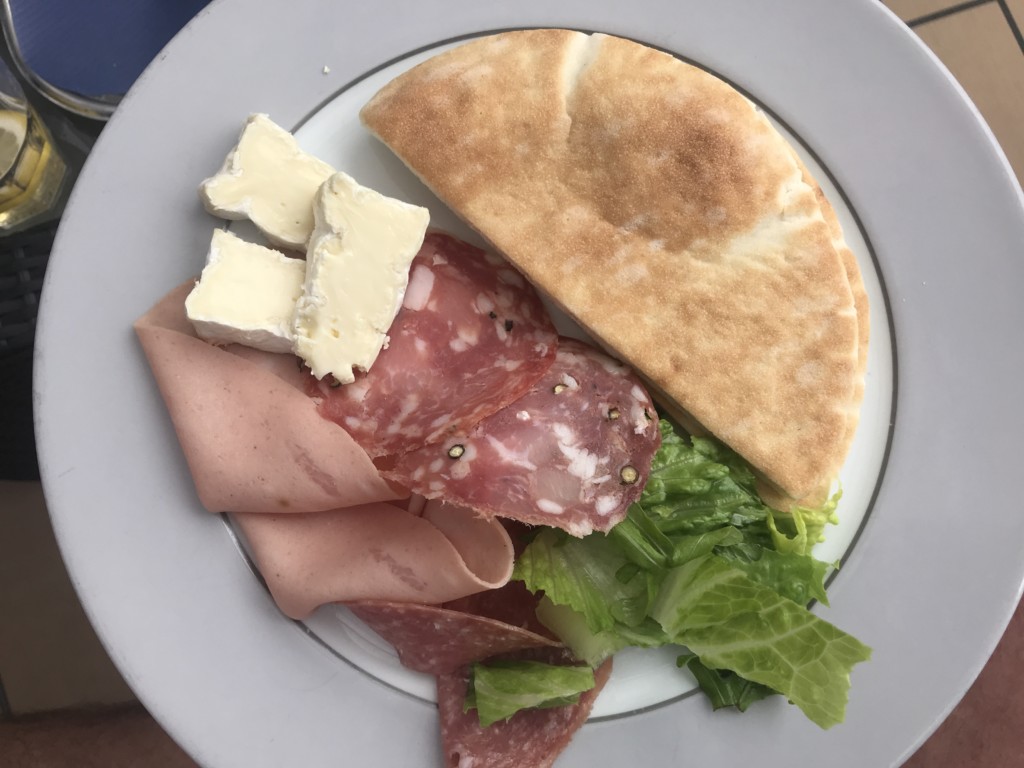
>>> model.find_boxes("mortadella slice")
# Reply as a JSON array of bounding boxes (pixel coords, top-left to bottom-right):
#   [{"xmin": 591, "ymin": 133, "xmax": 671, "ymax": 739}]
[
  {"xmin": 234, "ymin": 500, "xmax": 514, "ymax": 619},
  {"xmin": 134, "ymin": 281, "xmax": 403, "ymax": 514},
  {"xmin": 385, "ymin": 338, "xmax": 661, "ymax": 536},
  {"xmin": 311, "ymin": 231, "xmax": 558, "ymax": 457},
  {"xmin": 438, "ymin": 649, "xmax": 613, "ymax": 768},
  {"xmin": 346, "ymin": 600, "xmax": 559, "ymax": 674}
]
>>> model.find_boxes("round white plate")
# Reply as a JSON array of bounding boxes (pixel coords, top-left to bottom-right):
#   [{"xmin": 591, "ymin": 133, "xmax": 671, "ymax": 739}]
[
  {"xmin": 34, "ymin": 1, "xmax": 1024, "ymax": 767},
  {"xmin": 250, "ymin": 39, "xmax": 893, "ymax": 719}
]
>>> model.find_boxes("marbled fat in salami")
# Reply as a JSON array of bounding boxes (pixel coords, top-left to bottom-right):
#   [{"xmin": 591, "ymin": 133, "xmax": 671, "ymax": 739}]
[
  {"xmin": 346, "ymin": 600, "xmax": 559, "ymax": 675},
  {"xmin": 437, "ymin": 650, "xmax": 612, "ymax": 768},
  {"xmin": 385, "ymin": 338, "xmax": 661, "ymax": 536},
  {"xmin": 311, "ymin": 232, "xmax": 557, "ymax": 457}
]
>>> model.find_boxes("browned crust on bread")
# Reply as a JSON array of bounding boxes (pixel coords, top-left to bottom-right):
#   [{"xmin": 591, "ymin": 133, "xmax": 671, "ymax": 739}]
[
  {"xmin": 361, "ymin": 30, "xmax": 862, "ymax": 498},
  {"xmin": 813, "ymin": 181, "xmax": 870, "ymax": 409},
  {"xmin": 758, "ymin": 160, "xmax": 870, "ymax": 510}
]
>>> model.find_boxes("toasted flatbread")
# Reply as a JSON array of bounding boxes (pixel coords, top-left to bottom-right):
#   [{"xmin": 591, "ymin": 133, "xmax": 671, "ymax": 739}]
[
  {"xmin": 361, "ymin": 29, "xmax": 864, "ymax": 499},
  {"xmin": 758, "ymin": 157, "xmax": 871, "ymax": 510}
]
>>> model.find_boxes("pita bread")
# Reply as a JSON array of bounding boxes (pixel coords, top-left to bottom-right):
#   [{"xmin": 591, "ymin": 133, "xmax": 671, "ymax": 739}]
[
  {"xmin": 757, "ymin": 156, "xmax": 870, "ymax": 509},
  {"xmin": 361, "ymin": 29, "xmax": 864, "ymax": 499}
]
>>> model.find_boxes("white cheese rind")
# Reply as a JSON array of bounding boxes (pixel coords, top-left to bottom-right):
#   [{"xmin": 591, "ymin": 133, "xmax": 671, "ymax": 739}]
[
  {"xmin": 185, "ymin": 229, "xmax": 305, "ymax": 353},
  {"xmin": 292, "ymin": 172, "xmax": 430, "ymax": 382},
  {"xmin": 199, "ymin": 114, "xmax": 335, "ymax": 250}
]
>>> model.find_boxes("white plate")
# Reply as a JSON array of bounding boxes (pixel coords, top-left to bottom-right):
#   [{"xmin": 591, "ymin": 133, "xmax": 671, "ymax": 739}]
[
  {"xmin": 34, "ymin": 1, "xmax": 1024, "ymax": 767},
  {"xmin": 253, "ymin": 39, "xmax": 893, "ymax": 719}
]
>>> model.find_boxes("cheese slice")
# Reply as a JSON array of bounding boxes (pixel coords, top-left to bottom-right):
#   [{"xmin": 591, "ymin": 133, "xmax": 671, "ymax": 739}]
[
  {"xmin": 292, "ymin": 172, "xmax": 429, "ymax": 383},
  {"xmin": 185, "ymin": 229, "xmax": 305, "ymax": 353},
  {"xmin": 199, "ymin": 114, "xmax": 334, "ymax": 250}
]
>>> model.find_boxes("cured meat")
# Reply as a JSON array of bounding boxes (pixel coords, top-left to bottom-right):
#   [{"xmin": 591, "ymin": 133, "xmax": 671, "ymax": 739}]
[
  {"xmin": 234, "ymin": 500, "xmax": 513, "ymax": 619},
  {"xmin": 444, "ymin": 580, "xmax": 557, "ymax": 639},
  {"xmin": 311, "ymin": 231, "xmax": 558, "ymax": 457},
  {"xmin": 135, "ymin": 281, "xmax": 403, "ymax": 514},
  {"xmin": 386, "ymin": 338, "xmax": 661, "ymax": 536},
  {"xmin": 437, "ymin": 650, "xmax": 612, "ymax": 768},
  {"xmin": 346, "ymin": 599, "xmax": 559, "ymax": 675}
]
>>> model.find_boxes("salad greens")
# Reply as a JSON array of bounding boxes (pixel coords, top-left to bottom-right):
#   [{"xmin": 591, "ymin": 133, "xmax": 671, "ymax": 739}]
[
  {"xmin": 649, "ymin": 554, "xmax": 870, "ymax": 728},
  {"xmin": 507, "ymin": 420, "xmax": 871, "ymax": 730},
  {"xmin": 465, "ymin": 660, "xmax": 596, "ymax": 727},
  {"xmin": 678, "ymin": 654, "xmax": 776, "ymax": 713}
]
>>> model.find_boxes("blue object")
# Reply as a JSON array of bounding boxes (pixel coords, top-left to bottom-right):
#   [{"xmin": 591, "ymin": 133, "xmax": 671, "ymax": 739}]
[{"xmin": 9, "ymin": 0, "xmax": 211, "ymax": 98}]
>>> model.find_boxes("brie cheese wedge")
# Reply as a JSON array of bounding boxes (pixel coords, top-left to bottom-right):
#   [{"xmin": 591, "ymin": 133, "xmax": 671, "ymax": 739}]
[
  {"xmin": 292, "ymin": 172, "xmax": 430, "ymax": 383},
  {"xmin": 199, "ymin": 114, "xmax": 334, "ymax": 250},
  {"xmin": 185, "ymin": 229, "xmax": 305, "ymax": 353}
]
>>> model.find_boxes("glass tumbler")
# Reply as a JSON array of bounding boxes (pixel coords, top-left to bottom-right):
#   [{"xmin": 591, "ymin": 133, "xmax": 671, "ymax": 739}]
[{"xmin": 0, "ymin": 57, "xmax": 66, "ymax": 233}]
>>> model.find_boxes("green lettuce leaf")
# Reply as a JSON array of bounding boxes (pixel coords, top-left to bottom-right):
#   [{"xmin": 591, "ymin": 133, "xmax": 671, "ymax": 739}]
[
  {"xmin": 650, "ymin": 555, "xmax": 872, "ymax": 729},
  {"xmin": 535, "ymin": 597, "xmax": 671, "ymax": 667},
  {"xmin": 465, "ymin": 660, "xmax": 595, "ymax": 727},
  {"xmin": 639, "ymin": 424, "xmax": 771, "ymax": 536},
  {"xmin": 678, "ymin": 654, "xmax": 777, "ymax": 712},
  {"xmin": 607, "ymin": 504, "xmax": 675, "ymax": 570},
  {"xmin": 513, "ymin": 528, "xmax": 657, "ymax": 632},
  {"xmin": 715, "ymin": 544, "xmax": 831, "ymax": 607},
  {"xmin": 512, "ymin": 420, "xmax": 868, "ymax": 729},
  {"xmin": 768, "ymin": 492, "xmax": 842, "ymax": 556},
  {"xmin": 670, "ymin": 526, "xmax": 745, "ymax": 566}
]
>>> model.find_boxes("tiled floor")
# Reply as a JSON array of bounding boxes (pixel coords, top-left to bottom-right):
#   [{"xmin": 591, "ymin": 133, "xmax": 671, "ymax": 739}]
[
  {"xmin": 888, "ymin": 0, "xmax": 988, "ymax": 24},
  {"xmin": 912, "ymin": 2, "xmax": 1024, "ymax": 179},
  {"xmin": 0, "ymin": 482, "xmax": 134, "ymax": 717},
  {"xmin": 1, "ymin": 3, "xmax": 1022, "ymax": 766}
]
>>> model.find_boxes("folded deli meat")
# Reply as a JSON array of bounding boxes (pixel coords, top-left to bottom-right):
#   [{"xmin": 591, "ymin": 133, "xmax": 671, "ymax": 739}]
[
  {"xmin": 136, "ymin": 225, "xmax": 663, "ymax": 580},
  {"xmin": 137, "ymin": 226, "xmax": 660, "ymax": 764},
  {"xmin": 360, "ymin": 29, "xmax": 868, "ymax": 501},
  {"xmin": 134, "ymin": 281, "xmax": 403, "ymax": 514},
  {"xmin": 235, "ymin": 500, "xmax": 515, "ymax": 618}
]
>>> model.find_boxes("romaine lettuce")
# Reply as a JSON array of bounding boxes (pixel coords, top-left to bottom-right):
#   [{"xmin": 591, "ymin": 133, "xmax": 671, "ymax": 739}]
[
  {"xmin": 650, "ymin": 555, "xmax": 871, "ymax": 729},
  {"xmin": 512, "ymin": 419, "xmax": 870, "ymax": 729},
  {"xmin": 534, "ymin": 597, "xmax": 671, "ymax": 667},
  {"xmin": 465, "ymin": 660, "xmax": 596, "ymax": 727},
  {"xmin": 513, "ymin": 527, "xmax": 658, "ymax": 632},
  {"xmin": 767, "ymin": 492, "xmax": 841, "ymax": 556},
  {"xmin": 678, "ymin": 654, "xmax": 777, "ymax": 713}
]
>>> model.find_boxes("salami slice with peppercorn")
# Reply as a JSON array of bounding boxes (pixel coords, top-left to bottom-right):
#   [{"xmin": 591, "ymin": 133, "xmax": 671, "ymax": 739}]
[
  {"xmin": 311, "ymin": 231, "xmax": 558, "ymax": 457},
  {"xmin": 384, "ymin": 338, "xmax": 661, "ymax": 536}
]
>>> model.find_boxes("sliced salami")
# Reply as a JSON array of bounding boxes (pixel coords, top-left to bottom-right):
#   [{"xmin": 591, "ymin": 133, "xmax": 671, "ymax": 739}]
[
  {"xmin": 385, "ymin": 338, "xmax": 661, "ymax": 536},
  {"xmin": 346, "ymin": 600, "xmax": 559, "ymax": 675},
  {"xmin": 311, "ymin": 231, "xmax": 558, "ymax": 457},
  {"xmin": 444, "ymin": 580, "xmax": 557, "ymax": 640},
  {"xmin": 438, "ymin": 650, "xmax": 613, "ymax": 768}
]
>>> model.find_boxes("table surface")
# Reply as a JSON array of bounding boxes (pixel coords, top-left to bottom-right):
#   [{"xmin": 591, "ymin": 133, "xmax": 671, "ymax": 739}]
[{"xmin": 1, "ymin": 1, "xmax": 1023, "ymax": 765}]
